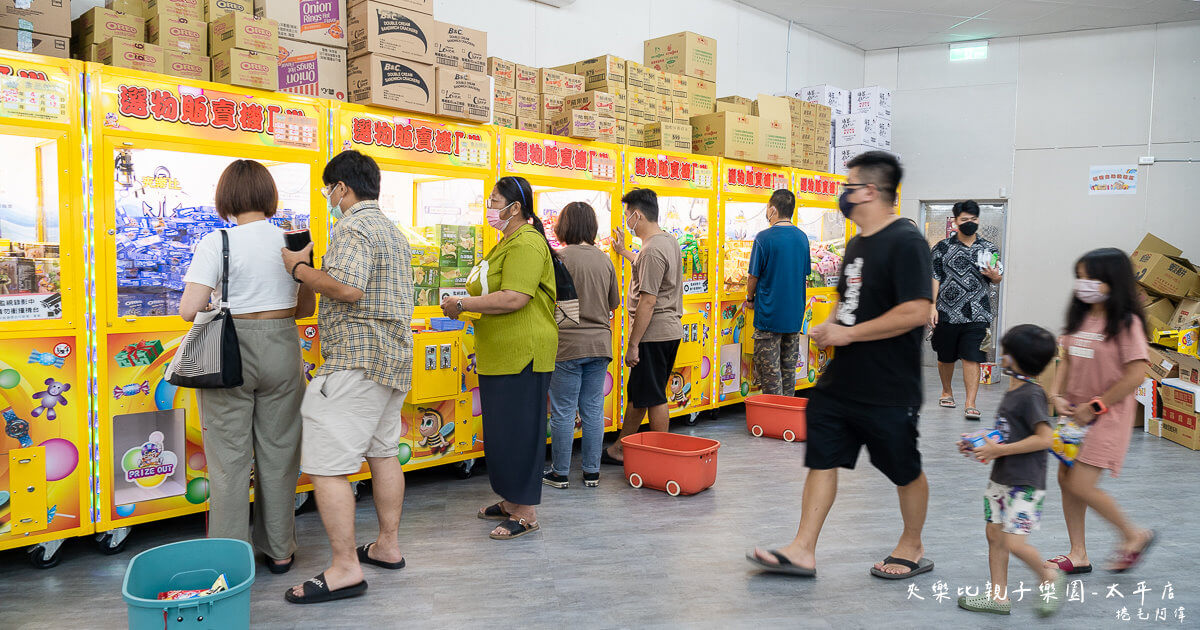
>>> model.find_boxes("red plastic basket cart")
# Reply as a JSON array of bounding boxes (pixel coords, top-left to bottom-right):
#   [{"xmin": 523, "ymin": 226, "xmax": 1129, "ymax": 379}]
[
  {"xmin": 620, "ymin": 432, "xmax": 720, "ymax": 496},
  {"xmin": 745, "ymin": 395, "xmax": 807, "ymax": 442}
]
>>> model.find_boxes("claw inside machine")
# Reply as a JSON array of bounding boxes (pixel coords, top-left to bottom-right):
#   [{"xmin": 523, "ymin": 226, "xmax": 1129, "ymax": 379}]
[
  {"xmin": 715, "ymin": 160, "xmax": 791, "ymax": 407},
  {"xmin": 335, "ymin": 104, "xmax": 495, "ymax": 473},
  {"xmin": 91, "ymin": 65, "xmax": 327, "ymax": 535},
  {"xmin": 0, "ymin": 52, "xmax": 90, "ymax": 560},
  {"xmin": 623, "ymin": 148, "xmax": 718, "ymax": 422},
  {"xmin": 498, "ymin": 128, "xmax": 623, "ymax": 435}
]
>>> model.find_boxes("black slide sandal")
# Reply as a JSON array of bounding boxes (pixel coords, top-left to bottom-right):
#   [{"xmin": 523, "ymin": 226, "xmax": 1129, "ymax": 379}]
[
  {"xmin": 870, "ymin": 556, "xmax": 934, "ymax": 580},
  {"xmin": 477, "ymin": 502, "xmax": 510, "ymax": 521},
  {"xmin": 357, "ymin": 543, "xmax": 406, "ymax": 570},
  {"xmin": 266, "ymin": 555, "xmax": 295, "ymax": 575},
  {"xmin": 284, "ymin": 572, "xmax": 368, "ymax": 605},
  {"xmin": 745, "ymin": 549, "xmax": 817, "ymax": 577}
]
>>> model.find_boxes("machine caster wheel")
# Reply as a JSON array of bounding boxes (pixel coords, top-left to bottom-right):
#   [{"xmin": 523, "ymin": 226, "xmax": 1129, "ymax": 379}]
[
  {"xmin": 453, "ymin": 459, "xmax": 476, "ymax": 480},
  {"xmin": 96, "ymin": 527, "xmax": 130, "ymax": 555},
  {"xmin": 28, "ymin": 538, "xmax": 65, "ymax": 569},
  {"xmin": 294, "ymin": 491, "xmax": 312, "ymax": 514},
  {"xmin": 685, "ymin": 412, "xmax": 701, "ymax": 426}
]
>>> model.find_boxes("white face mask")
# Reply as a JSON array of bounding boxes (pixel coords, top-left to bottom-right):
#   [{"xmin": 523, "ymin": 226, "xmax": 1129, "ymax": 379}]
[
  {"xmin": 1074, "ymin": 278, "xmax": 1108, "ymax": 304},
  {"xmin": 625, "ymin": 211, "xmax": 639, "ymax": 233}
]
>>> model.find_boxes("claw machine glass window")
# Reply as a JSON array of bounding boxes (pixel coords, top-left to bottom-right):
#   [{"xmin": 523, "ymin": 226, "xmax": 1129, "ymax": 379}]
[
  {"xmin": 722, "ymin": 201, "xmax": 769, "ymax": 295},
  {"xmin": 535, "ymin": 188, "xmax": 613, "ymax": 252},
  {"xmin": 112, "ymin": 148, "xmax": 311, "ymax": 318},
  {"xmin": 657, "ymin": 197, "xmax": 710, "ymax": 296},
  {"xmin": 0, "ymin": 134, "xmax": 64, "ymax": 321},
  {"xmin": 796, "ymin": 205, "xmax": 845, "ymax": 289},
  {"xmin": 377, "ymin": 171, "xmax": 485, "ymax": 308}
]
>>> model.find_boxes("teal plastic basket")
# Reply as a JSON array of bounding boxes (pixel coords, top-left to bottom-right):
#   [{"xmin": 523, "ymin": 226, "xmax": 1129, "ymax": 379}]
[{"xmin": 122, "ymin": 538, "xmax": 255, "ymax": 630}]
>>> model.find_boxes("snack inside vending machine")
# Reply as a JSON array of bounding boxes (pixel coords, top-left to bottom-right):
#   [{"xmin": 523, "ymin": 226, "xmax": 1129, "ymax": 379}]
[
  {"xmin": 623, "ymin": 147, "xmax": 718, "ymax": 424},
  {"xmin": 90, "ymin": 64, "xmax": 327, "ymax": 549},
  {"xmin": 715, "ymin": 160, "xmax": 792, "ymax": 407},
  {"xmin": 497, "ymin": 128, "xmax": 623, "ymax": 434},
  {"xmin": 0, "ymin": 51, "xmax": 91, "ymax": 568},
  {"xmin": 791, "ymin": 169, "xmax": 848, "ymax": 389},
  {"xmin": 336, "ymin": 104, "xmax": 495, "ymax": 479}
]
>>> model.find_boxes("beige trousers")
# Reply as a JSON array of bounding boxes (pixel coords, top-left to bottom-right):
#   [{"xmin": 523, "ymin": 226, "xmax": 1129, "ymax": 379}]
[{"xmin": 197, "ymin": 318, "xmax": 304, "ymax": 561}]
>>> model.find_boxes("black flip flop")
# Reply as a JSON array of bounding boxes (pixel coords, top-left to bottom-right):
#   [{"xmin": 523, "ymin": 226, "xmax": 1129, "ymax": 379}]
[
  {"xmin": 600, "ymin": 450, "xmax": 624, "ymax": 466},
  {"xmin": 266, "ymin": 555, "xmax": 294, "ymax": 575},
  {"xmin": 284, "ymin": 572, "xmax": 368, "ymax": 605},
  {"xmin": 489, "ymin": 518, "xmax": 540, "ymax": 540},
  {"xmin": 870, "ymin": 556, "xmax": 934, "ymax": 580},
  {"xmin": 477, "ymin": 502, "xmax": 510, "ymax": 521},
  {"xmin": 745, "ymin": 549, "xmax": 816, "ymax": 577},
  {"xmin": 356, "ymin": 543, "xmax": 406, "ymax": 570}
]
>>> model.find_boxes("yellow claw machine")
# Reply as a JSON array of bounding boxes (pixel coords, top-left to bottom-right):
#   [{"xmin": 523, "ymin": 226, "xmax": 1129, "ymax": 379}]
[
  {"xmin": 89, "ymin": 64, "xmax": 328, "ymax": 551},
  {"xmin": 0, "ymin": 52, "xmax": 91, "ymax": 568},
  {"xmin": 332, "ymin": 103, "xmax": 494, "ymax": 479},
  {"xmin": 791, "ymin": 169, "xmax": 847, "ymax": 390},
  {"xmin": 496, "ymin": 128, "xmax": 623, "ymax": 435},
  {"xmin": 714, "ymin": 159, "xmax": 792, "ymax": 408},
  {"xmin": 622, "ymin": 147, "xmax": 718, "ymax": 425}
]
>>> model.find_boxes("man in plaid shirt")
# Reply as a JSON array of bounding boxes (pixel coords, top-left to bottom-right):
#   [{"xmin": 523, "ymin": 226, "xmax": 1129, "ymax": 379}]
[{"xmin": 281, "ymin": 150, "xmax": 414, "ymax": 605}]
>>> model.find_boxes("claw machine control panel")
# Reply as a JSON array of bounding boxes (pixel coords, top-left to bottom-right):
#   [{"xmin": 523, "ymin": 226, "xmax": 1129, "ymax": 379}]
[
  {"xmin": 336, "ymin": 104, "xmax": 495, "ymax": 471},
  {"xmin": 624, "ymin": 148, "xmax": 718, "ymax": 419}
]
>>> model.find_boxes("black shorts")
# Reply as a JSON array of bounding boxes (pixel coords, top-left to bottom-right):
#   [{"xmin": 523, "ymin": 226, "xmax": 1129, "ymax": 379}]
[
  {"xmin": 931, "ymin": 321, "xmax": 988, "ymax": 364},
  {"xmin": 804, "ymin": 389, "xmax": 923, "ymax": 486},
  {"xmin": 627, "ymin": 339, "xmax": 680, "ymax": 409}
]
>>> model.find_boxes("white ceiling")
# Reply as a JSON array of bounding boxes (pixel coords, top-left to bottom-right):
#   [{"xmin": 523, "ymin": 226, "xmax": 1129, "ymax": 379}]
[{"xmin": 738, "ymin": 0, "xmax": 1200, "ymax": 50}]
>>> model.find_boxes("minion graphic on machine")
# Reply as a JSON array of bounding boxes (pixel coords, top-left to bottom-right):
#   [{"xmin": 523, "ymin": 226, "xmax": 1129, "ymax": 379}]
[
  {"xmin": 416, "ymin": 408, "xmax": 455, "ymax": 456},
  {"xmin": 668, "ymin": 372, "xmax": 691, "ymax": 409}
]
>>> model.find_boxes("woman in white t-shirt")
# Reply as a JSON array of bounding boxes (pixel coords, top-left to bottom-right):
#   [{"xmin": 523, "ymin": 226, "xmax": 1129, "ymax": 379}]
[{"xmin": 180, "ymin": 160, "xmax": 315, "ymax": 575}]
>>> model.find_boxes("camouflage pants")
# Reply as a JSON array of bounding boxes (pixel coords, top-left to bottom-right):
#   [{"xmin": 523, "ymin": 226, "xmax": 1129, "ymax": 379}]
[{"xmin": 752, "ymin": 330, "xmax": 802, "ymax": 396}]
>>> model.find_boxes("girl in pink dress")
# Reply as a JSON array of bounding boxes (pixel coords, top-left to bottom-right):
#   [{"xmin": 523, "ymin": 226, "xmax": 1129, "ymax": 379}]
[{"xmin": 1046, "ymin": 248, "xmax": 1155, "ymax": 575}]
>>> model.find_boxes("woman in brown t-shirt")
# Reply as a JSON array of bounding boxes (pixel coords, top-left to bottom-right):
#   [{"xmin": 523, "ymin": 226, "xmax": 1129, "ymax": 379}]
[{"xmin": 543, "ymin": 202, "xmax": 620, "ymax": 489}]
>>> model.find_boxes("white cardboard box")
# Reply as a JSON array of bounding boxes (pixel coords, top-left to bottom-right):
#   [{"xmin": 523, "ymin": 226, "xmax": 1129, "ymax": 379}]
[
  {"xmin": 797, "ymin": 84, "xmax": 849, "ymax": 116},
  {"xmin": 851, "ymin": 85, "xmax": 891, "ymax": 120},
  {"xmin": 831, "ymin": 144, "xmax": 870, "ymax": 176},
  {"xmin": 833, "ymin": 114, "xmax": 882, "ymax": 148},
  {"xmin": 876, "ymin": 118, "xmax": 892, "ymax": 149},
  {"xmin": 278, "ymin": 38, "xmax": 347, "ymax": 101}
]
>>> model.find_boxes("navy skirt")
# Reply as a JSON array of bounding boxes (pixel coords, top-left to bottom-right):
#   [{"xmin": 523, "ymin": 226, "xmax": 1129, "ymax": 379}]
[{"xmin": 479, "ymin": 362, "xmax": 552, "ymax": 505}]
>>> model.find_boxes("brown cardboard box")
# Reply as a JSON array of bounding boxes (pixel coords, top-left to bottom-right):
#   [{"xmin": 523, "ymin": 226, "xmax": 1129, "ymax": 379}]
[
  {"xmin": 670, "ymin": 73, "xmax": 688, "ymax": 100},
  {"xmin": 655, "ymin": 95, "xmax": 671, "ymax": 122},
  {"xmin": 3, "ymin": 0, "xmax": 70, "ymax": 38},
  {"xmin": 537, "ymin": 93, "xmax": 566, "ymax": 120},
  {"xmin": 209, "ymin": 12, "xmax": 278, "ymax": 56},
  {"xmin": 1147, "ymin": 345, "xmax": 1181, "ymax": 380},
  {"xmin": 107, "ymin": 0, "xmax": 145, "ymax": 17},
  {"xmin": 487, "ymin": 57, "xmax": 515, "ymax": 88},
  {"xmin": 624, "ymin": 60, "xmax": 645, "ymax": 91},
  {"xmin": 346, "ymin": 53, "xmax": 435, "ymax": 113},
  {"xmin": 625, "ymin": 121, "xmax": 645, "ymax": 147},
  {"xmin": 164, "ymin": 49, "xmax": 210, "ymax": 80},
  {"xmin": 515, "ymin": 91, "xmax": 539, "ymax": 119},
  {"xmin": 614, "ymin": 119, "xmax": 627, "ymax": 145},
  {"xmin": 548, "ymin": 62, "xmax": 575, "ymax": 73},
  {"xmin": 671, "ymin": 97, "xmax": 690, "ymax": 123},
  {"xmin": 493, "ymin": 85, "xmax": 516, "ymax": 116},
  {"xmin": 277, "ymin": 39, "xmax": 346, "ymax": 100},
  {"xmin": 148, "ymin": 0, "xmax": 205, "ymax": 20},
  {"xmin": 644, "ymin": 31, "xmax": 716, "ymax": 80},
  {"xmin": 202, "ymin": 0, "xmax": 253, "ymax": 20},
  {"xmin": 516, "ymin": 116, "xmax": 548, "ymax": 134},
  {"xmin": 754, "ymin": 94, "xmax": 793, "ymax": 166},
  {"xmin": 652, "ymin": 68, "xmax": 671, "ymax": 96},
  {"xmin": 716, "ymin": 96, "xmax": 752, "ymax": 114},
  {"xmin": 564, "ymin": 90, "xmax": 615, "ymax": 118},
  {"xmin": 514, "ymin": 64, "xmax": 538, "ymax": 93},
  {"xmin": 690, "ymin": 111, "xmax": 758, "ymax": 160},
  {"xmin": 550, "ymin": 109, "xmax": 598, "ymax": 139},
  {"xmin": 0, "ymin": 27, "xmax": 68, "ymax": 58},
  {"xmin": 355, "ymin": 0, "xmax": 432, "ymax": 14},
  {"xmin": 1160, "ymin": 379, "xmax": 1200, "ymax": 450},
  {"xmin": 537, "ymin": 68, "xmax": 566, "ymax": 95},
  {"xmin": 492, "ymin": 111, "xmax": 517, "ymax": 129},
  {"xmin": 148, "ymin": 13, "xmax": 206, "ymax": 54},
  {"xmin": 255, "ymin": 0, "xmax": 346, "ymax": 48},
  {"xmin": 347, "ymin": 1, "xmax": 434, "ymax": 64},
  {"xmin": 98, "ymin": 38, "xmax": 163, "ymax": 73},
  {"xmin": 596, "ymin": 114, "xmax": 617, "ymax": 144},
  {"xmin": 688, "ymin": 77, "xmax": 715, "ymax": 114},
  {"xmin": 578, "ymin": 54, "xmax": 624, "ymax": 89},
  {"xmin": 1175, "ymin": 351, "xmax": 1200, "ymax": 386},
  {"xmin": 74, "ymin": 44, "xmax": 102, "ymax": 62},
  {"xmin": 72, "ymin": 7, "xmax": 145, "ymax": 49},
  {"xmin": 436, "ymin": 67, "xmax": 490, "ymax": 122},
  {"xmin": 563, "ymin": 72, "xmax": 584, "ymax": 95},
  {"xmin": 639, "ymin": 92, "xmax": 657, "ymax": 124},
  {"xmin": 1131, "ymin": 234, "xmax": 1200, "ymax": 299},
  {"xmin": 1145, "ymin": 298, "xmax": 1177, "ymax": 332},
  {"xmin": 432, "ymin": 21, "xmax": 487, "ymax": 73},
  {"xmin": 1169, "ymin": 299, "xmax": 1200, "ymax": 330},
  {"xmin": 612, "ymin": 85, "xmax": 627, "ymax": 120},
  {"xmin": 645, "ymin": 122, "xmax": 692, "ymax": 152},
  {"xmin": 212, "ymin": 48, "xmax": 276, "ymax": 89},
  {"xmin": 626, "ymin": 91, "xmax": 648, "ymax": 124}
]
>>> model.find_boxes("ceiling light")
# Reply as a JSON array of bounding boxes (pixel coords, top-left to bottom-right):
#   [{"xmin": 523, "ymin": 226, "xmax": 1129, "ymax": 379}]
[{"xmin": 949, "ymin": 40, "xmax": 988, "ymax": 61}]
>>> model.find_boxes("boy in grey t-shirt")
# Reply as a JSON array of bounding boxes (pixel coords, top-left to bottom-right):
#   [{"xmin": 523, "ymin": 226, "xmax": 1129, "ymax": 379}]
[{"xmin": 957, "ymin": 324, "xmax": 1065, "ymax": 618}]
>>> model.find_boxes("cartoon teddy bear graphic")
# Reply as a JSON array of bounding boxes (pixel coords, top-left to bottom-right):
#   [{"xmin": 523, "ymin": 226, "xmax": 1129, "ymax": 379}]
[{"xmin": 31, "ymin": 378, "xmax": 70, "ymax": 421}]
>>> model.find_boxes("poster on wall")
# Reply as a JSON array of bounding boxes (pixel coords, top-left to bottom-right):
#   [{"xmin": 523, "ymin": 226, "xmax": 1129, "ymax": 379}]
[{"xmin": 1088, "ymin": 165, "xmax": 1138, "ymax": 195}]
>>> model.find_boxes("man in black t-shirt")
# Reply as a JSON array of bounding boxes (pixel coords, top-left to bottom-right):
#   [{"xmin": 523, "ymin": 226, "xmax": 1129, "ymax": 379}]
[{"xmin": 748, "ymin": 151, "xmax": 935, "ymax": 580}]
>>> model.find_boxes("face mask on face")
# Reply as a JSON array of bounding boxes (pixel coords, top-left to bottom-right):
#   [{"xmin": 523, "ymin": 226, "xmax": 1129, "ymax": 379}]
[
  {"xmin": 958, "ymin": 221, "xmax": 980, "ymax": 236},
  {"xmin": 487, "ymin": 200, "xmax": 515, "ymax": 231},
  {"xmin": 1074, "ymin": 278, "xmax": 1108, "ymax": 304},
  {"xmin": 625, "ymin": 211, "xmax": 640, "ymax": 233},
  {"xmin": 838, "ymin": 189, "xmax": 859, "ymax": 219},
  {"xmin": 323, "ymin": 184, "xmax": 344, "ymax": 220}
]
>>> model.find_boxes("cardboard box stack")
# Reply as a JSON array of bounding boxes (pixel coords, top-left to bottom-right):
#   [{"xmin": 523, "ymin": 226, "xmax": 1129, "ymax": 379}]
[
  {"xmin": 72, "ymin": 6, "xmax": 155, "ymax": 71},
  {"xmin": 210, "ymin": 10, "xmax": 279, "ymax": 90},
  {"xmin": 0, "ymin": 1, "xmax": 69, "ymax": 59},
  {"xmin": 795, "ymin": 84, "xmax": 893, "ymax": 175},
  {"xmin": 642, "ymin": 32, "xmax": 714, "ymax": 153},
  {"xmin": 346, "ymin": 0, "xmax": 491, "ymax": 122},
  {"xmin": 1127, "ymin": 233, "xmax": 1200, "ymax": 449},
  {"xmin": 782, "ymin": 97, "xmax": 831, "ymax": 171},
  {"xmin": 258, "ymin": 0, "xmax": 348, "ymax": 100}
]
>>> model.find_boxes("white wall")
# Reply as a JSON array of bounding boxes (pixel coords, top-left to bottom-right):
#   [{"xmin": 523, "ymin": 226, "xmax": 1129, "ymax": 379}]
[{"xmin": 867, "ymin": 20, "xmax": 1200, "ymax": 334}]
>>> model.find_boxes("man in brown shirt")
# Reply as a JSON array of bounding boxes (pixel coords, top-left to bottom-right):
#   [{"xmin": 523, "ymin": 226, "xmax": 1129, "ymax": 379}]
[{"xmin": 604, "ymin": 188, "xmax": 684, "ymax": 463}]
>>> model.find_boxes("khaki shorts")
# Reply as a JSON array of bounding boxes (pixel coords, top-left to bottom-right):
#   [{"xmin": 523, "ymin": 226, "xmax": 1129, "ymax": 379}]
[{"xmin": 300, "ymin": 369, "xmax": 408, "ymax": 477}]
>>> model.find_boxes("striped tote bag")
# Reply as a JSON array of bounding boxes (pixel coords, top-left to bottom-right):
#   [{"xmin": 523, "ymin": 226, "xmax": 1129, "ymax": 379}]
[{"xmin": 165, "ymin": 230, "xmax": 244, "ymax": 388}]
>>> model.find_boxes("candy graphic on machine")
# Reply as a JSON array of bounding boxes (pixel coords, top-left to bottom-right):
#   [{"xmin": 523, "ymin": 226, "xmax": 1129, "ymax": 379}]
[
  {"xmin": 28, "ymin": 350, "xmax": 65, "ymax": 368},
  {"xmin": 113, "ymin": 381, "xmax": 151, "ymax": 399},
  {"xmin": 3, "ymin": 406, "xmax": 32, "ymax": 447},
  {"xmin": 299, "ymin": 339, "xmax": 313, "ymax": 351},
  {"xmin": 31, "ymin": 378, "xmax": 70, "ymax": 420}
]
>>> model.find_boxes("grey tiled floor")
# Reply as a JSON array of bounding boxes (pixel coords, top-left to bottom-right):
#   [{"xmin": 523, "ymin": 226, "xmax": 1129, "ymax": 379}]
[{"xmin": 2, "ymin": 368, "xmax": 1197, "ymax": 629}]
